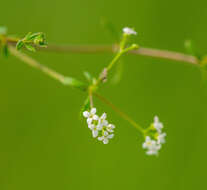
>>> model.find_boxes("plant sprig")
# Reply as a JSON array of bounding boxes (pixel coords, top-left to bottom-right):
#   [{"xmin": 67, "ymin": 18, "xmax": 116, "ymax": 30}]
[{"xmin": 16, "ymin": 32, "xmax": 47, "ymax": 52}]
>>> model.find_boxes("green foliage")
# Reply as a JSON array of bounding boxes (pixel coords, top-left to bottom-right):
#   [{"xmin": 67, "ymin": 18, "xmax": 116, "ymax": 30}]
[
  {"xmin": 80, "ymin": 96, "xmax": 90, "ymax": 117},
  {"xmin": 2, "ymin": 44, "xmax": 9, "ymax": 57},
  {"xmin": 62, "ymin": 76, "xmax": 87, "ymax": 91},
  {"xmin": 16, "ymin": 32, "xmax": 47, "ymax": 52},
  {"xmin": 0, "ymin": 26, "xmax": 9, "ymax": 57},
  {"xmin": 0, "ymin": 26, "xmax": 7, "ymax": 35},
  {"xmin": 83, "ymin": 71, "xmax": 94, "ymax": 83},
  {"xmin": 111, "ymin": 60, "xmax": 123, "ymax": 84}
]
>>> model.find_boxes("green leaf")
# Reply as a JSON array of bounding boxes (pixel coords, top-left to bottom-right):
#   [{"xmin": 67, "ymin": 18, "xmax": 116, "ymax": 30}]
[
  {"xmin": 16, "ymin": 40, "xmax": 24, "ymax": 50},
  {"xmin": 25, "ymin": 44, "xmax": 36, "ymax": 52},
  {"xmin": 111, "ymin": 60, "xmax": 123, "ymax": 84},
  {"xmin": 83, "ymin": 71, "xmax": 93, "ymax": 82},
  {"xmin": 2, "ymin": 44, "xmax": 9, "ymax": 57},
  {"xmin": 62, "ymin": 77, "xmax": 87, "ymax": 90},
  {"xmin": 0, "ymin": 26, "xmax": 7, "ymax": 35},
  {"xmin": 34, "ymin": 33, "xmax": 47, "ymax": 46},
  {"xmin": 25, "ymin": 32, "xmax": 39, "ymax": 41},
  {"xmin": 80, "ymin": 96, "xmax": 90, "ymax": 117}
]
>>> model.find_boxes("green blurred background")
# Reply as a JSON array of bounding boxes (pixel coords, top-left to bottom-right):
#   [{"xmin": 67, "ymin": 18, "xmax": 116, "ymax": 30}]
[{"xmin": 0, "ymin": 0, "xmax": 207, "ymax": 189}]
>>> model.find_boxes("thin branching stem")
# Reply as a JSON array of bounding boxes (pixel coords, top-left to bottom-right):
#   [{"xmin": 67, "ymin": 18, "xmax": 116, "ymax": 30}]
[
  {"xmin": 8, "ymin": 46, "xmax": 66, "ymax": 83},
  {"xmin": 8, "ymin": 45, "xmax": 145, "ymax": 133},
  {"xmin": 7, "ymin": 37, "xmax": 198, "ymax": 65},
  {"xmin": 94, "ymin": 92, "xmax": 145, "ymax": 133},
  {"xmin": 40, "ymin": 44, "xmax": 199, "ymax": 65}
]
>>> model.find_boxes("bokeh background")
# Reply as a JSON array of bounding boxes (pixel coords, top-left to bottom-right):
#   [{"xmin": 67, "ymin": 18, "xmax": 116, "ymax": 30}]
[{"xmin": 0, "ymin": 0, "xmax": 207, "ymax": 189}]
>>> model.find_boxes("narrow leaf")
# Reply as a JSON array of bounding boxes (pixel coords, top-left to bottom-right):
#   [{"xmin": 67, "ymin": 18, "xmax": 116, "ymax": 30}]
[
  {"xmin": 25, "ymin": 44, "xmax": 36, "ymax": 52},
  {"xmin": 83, "ymin": 71, "xmax": 93, "ymax": 82},
  {"xmin": 0, "ymin": 26, "xmax": 7, "ymax": 35},
  {"xmin": 80, "ymin": 96, "xmax": 90, "ymax": 118},
  {"xmin": 16, "ymin": 40, "xmax": 24, "ymax": 50},
  {"xmin": 63, "ymin": 77, "xmax": 87, "ymax": 91}
]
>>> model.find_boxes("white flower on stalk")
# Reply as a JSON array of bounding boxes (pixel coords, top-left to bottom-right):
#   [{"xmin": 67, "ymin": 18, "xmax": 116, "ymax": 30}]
[
  {"xmin": 83, "ymin": 108, "xmax": 99, "ymax": 125},
  {"xmin": 106, "ymin": 124, "xmax": 115, "ymax": 133},
  {"xmin": 146, "ymin": 144, "xmax": 161, "ymax": 156},
  {"xmin": 88, "ymin": 124, "xmax": 102, "ymax": 138},
  {"xmin": 97, "ymin": 113, "xmax": 108, "ymax": 130},
  {"xmin": 123, "ymin": 27, "xmax": 137, "ymax": 35},
  {"xmin": 142, "ymin": 136, "xmax": 161, "ymax": 156},
  {"xmin": 142, "ymin": 136, "xmax": 156, "ymax": 149},
  {"xmin": 153, "ymin": 116, "xmax": 163, "ymax": 133},
  {"xmin": 157, "ymin": 132, "xmax": 166, "ymax": 144},
  {"xmin": 83, "ymin": 108, "xmax": 115, "ymax": 144},
  {"xmin": 98, "ymin": 131, "xmax": 114, "ymax": 144},
  {"xmin": 142, "ymin": 116, "xmax": 166, "ymax": 156}
]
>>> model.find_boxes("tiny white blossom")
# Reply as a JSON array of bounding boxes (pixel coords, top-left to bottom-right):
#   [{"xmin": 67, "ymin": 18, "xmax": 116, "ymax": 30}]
[
  {"xmin": 97, "ymin": 113, "xmax": 108, "ymax": 129},
  {"xmin": 89, "ymin": 124, "xmax": 102, "ymax": 138},
  {"xmin": 83, "ymin": 108, "xmax": 115, "ymax": 144},
  {"xmin": 146, "ymin": 144, "xmax": 161, "ymax": 156},
  {"xmin": 153, "ymin": 116, "xmax": 163, "ymax": 133},
  {"xmin": 157, "ymin": 132, "xmax": 166, "ymax": 144},
  {"xmin": 106, "ymin": 124, "xmax": 115, "ymax": 133},
  {"xmin": 83, "ymin": 108, "xmax": 99, "ymax": 125},
  {"xmin": 98, "ymin": 131, "xmax": 114, "ymax": 144},
  {"xmin": 142, "ymin": 136, "xmax": 161, "ymax": 156},
  {"xmin": 142, "ymin": 136, "xmax": 156, "ymax": 149},
  {"xmin": 123, "ymin": 27, "xmax": 137, "ymax": 35}
]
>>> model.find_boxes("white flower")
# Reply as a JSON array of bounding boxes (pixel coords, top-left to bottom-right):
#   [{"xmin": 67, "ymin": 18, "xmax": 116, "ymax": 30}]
[
  {"xmin": 83, "ymin": 108, "xmax": 115, "ymax": 144},
  {"xmin": 146, "ymin": 144, "xmax": 161, "ymax": 156},
  {"xmin": 123, "ymin": 27, "xmax": 137, "ymax": 35},
  {"xmin": 153, "ymin": 116, "xmax": 163, "ymax": 133},
  {"xmin": 98, "ymin": 131, "xmax": 114, "ymax": 144},
  {"xmin": 142, "ymin": 136, "xmax": 161, "ymax": 156},
  {"xmin": 88, "ymin": 124, "xmax": 102, "ymax": 138},
  {"xmin": 157, "ymin": 132, "xmax": 166, "ymax": 144},
  {"xmin": 97, "ymin": 113, "xmax": 108, "ymax": 130},
  {"xmin": 106, "ymin": 124, "xmax": 115, "ymax": 133},
  {"xmin": 142, "ymin": 136, "xmax": 156, "ymax": 149},
  {"xmin": 83, "ymin": 108, "xmax": 99, "ymax": 125}
]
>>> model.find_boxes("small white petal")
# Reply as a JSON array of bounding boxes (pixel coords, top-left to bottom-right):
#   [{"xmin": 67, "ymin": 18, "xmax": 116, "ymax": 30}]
[
  {"xmin": 107, "ymin": 129, "xmax": 114, "ymax": 133},
  {"xmin": 87, "ymin": 118, "xmax": 93, "ymax": 125},
  {"xmin": 123, "ymin": 27, "xmax": 137, "ymax": 35},
  {"xmin": 102, "ymin": 120, "xmax": 108, "ymax": 126},
  {"xmin": 90, "ymin": 108, "xmax": 96, "ymax": 114},
  {"xmin": 83, "ymin": 111, "xmax": 90, "ymax": 118},
  {"xmin": 103, "ymin": 138, "xmax": 109, "ymax": 144},
  {"xmin": 103, "ymin": 131, "xmax": 108, "ymax": 136},
  {"xmin": 88, "ymin": 124, "xmax": 94, "ymax": 130},
  {"xmin": 92, "ymin": 130, "xmax": 98, "ymax": 138},
  {"xmin": 154, "ymin": 116, "xmax": 159, "ymax": 123},
  {"xmin": 93, "ymin": 115, "xmax": 99, "ymax": 120},
  {"xmin": 98, "ymin": 136, "xmax": 104, "ymax": 141},
  {"xmin": 107, "ymin": 134, "xmax": 114, "ymax": 139},
  {"xmin": 97, "ymin": 124, "xmax": 103, "ymax": 130},
  {"xmin": 101, "ymin": 113, "xmax": 107, "ymax": 120},
  {"xmin": 142, "ymin": 142, "xmax": 147, "ymax": 149},
  {"xmin": 146, "ymin": 149, "xmax": 158, "ymax": 156}
]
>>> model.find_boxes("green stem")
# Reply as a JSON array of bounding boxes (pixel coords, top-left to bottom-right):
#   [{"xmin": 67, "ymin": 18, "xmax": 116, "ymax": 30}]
[
  {"xmin": 94, "ymin": 92, "xmax": 145, "ymax": 133},
  {"xmin": 8, "ymin": 46, "xmax": 87, "ymax": 91},
  {"xmin": 106, "ymin": 51, "xmax": 123, "ymax": 71}
]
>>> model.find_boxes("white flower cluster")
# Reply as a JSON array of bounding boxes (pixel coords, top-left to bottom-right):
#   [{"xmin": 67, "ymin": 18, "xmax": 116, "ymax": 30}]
[
  {"xmin": 142, "ymin": 116, "xmax": 166, "ymax": 156},
  {"xmin": 83, "ymin": 108, "xmax": 115, "ymax": 144},
  {"xmin": 123, "ymin": 27, "xmax": 137, "ymax": 35}
]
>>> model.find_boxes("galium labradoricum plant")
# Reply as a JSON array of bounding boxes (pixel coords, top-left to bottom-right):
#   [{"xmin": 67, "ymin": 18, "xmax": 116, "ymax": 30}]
[{"xmin": 4, "ymin": 24, "xmax": 204, "ymax": 157}]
